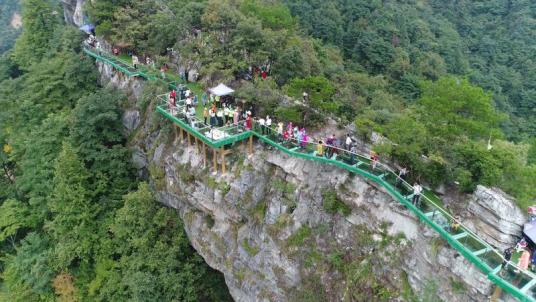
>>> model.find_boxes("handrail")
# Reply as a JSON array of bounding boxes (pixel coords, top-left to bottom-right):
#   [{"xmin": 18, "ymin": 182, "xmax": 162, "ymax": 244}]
[{"xmin": 84, "ymin": 46, "xmax": 536, "ymax": 302}]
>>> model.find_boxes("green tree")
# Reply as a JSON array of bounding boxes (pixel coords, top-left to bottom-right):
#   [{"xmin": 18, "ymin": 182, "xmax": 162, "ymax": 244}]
[
  {"xmin": 2, "ymin": 233, "xmax": 55, "ymax": 301},
  {"xmin": 12, "ymin": 0, "xmax": 60, "ymax": 68},
  {"xmin": 418, "ymin": 77, "xmax": 502, "ymax": 141},
  {"xmin": 46, "ymin": 143, "xmax": 98, "ymax": 269},
  {"xmin": 88, "ymin": 183, "xmax": 232, "ymax": 302}
]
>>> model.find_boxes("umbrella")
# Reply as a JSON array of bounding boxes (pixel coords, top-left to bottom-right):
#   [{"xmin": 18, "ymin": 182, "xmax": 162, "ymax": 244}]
[
  {"xmin": 79, "ymin": 24, "xmax": 95, "ymax": 34},
  {"xmin": 523, "ymin": 220, "xmax": 536, "ymax": 245},
  {"xmin": 209, "ymin": 83, "xmax": 234, "ymax": 97}
]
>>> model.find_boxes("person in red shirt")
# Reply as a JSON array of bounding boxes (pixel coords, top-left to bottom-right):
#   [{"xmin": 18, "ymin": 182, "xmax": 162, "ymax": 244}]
[
  {"xmin": 169, "ymin": 90, "xmax": 176, "ymax": 102},
  {"xmin": 246, "ymin": 114, "xmax": 252, "ymax": 130},
  {"xmin": 261, "ymin": 70, "xmax": 267, "ymax": 80}
]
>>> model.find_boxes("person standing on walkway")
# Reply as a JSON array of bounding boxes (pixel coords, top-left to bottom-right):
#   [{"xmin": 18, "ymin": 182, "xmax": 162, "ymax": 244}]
[
  {"xmin": 370, "ymin": 150, "xmax": 379, "ymax": 170},
  {"xmin": 202, "ymin": 92, "xmax": 207, "ymax": 107},
  {"xmin": 412, "ymin": 182, "xmax": 422, "ymax": 207},
  {"xmin": 287, "ymin": 122, "xmax": 293, "ymax": 138},
  {"xmin": 317, "ymin": 140, "xmax": 324, "ymax": 157},
  {"xmin": 246, "ymin": 113, "xmax": 252, "ymax": 130},
  {"xmin": 132, "ymin": 55, "xmax": 139, "ymax": 69},
  {"xmin": 277, "ymin": 122, "xmax": 284, "ymax": 141},
  {"xmin": 233, "ymin": 107, "xmax": 240, "ymax": 126},
  {"xmin": 326, "ymin": 134, "xmax": 335, "ymax": 158},
  {"xmin": 266, "ymin": 116, "xmax": 272, "ymax": 135},
  {"xmin": 502, "ymin": 247, "xmax": 513, "ymax": 269},
  {"xmin": 296, "ymin": 129, "xmax": 303, "ymax": 147},
  {"xmin": 217, "ymin": 108, "xmax": 224, "ymax": 127},
  {"xmin": 396, "ymin": 167, "xmax": 408, "ymax": 188},
  {"xmin": 345, "ymin": 134, "xmax": 353, "ymax": 151},
  {"xmin": 209, "ymin": 110, "xmax": 216, "ymax": 128},
  {"xmin": 203, "ymin": 107, "xmax": 209, "ymax": 125},
  {"xmin": 350, "ymin": 144, "xmax": 357, "ymax": 165},
  {"xmin": 258, "ymin": 117, "xmax": 266, "ymax": 134},
  {"xmin": 223, "ymin": 105, "xmax": 230, "ymax": 124},
  {"xmin": 301, "ymin": 133, "xmax": 308, "ymax": 149}
]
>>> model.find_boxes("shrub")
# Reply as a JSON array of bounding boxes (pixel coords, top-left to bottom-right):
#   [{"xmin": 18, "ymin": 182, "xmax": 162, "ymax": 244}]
[
  {"xmin": 322, "ymin": 190, "xmax": 351, "ymax": 216},
  {"xmin": 242, "ymin": 239, "xmax": 259, "ymax": 256},
  {"xmin": 287, "ymin": 225, "xmax": 312, "ymax": 247}
]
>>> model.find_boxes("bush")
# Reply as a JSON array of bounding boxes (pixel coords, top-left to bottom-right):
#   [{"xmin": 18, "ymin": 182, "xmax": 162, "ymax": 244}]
[
  {"xmin": 275, "ymin": 106, "xmax": 303, "ymax": 125},
  {"xmin": 242, "ymin": 239, "xmax": 259, "ymax": 256},
  {"xmin": 287, "ymin": 225, "xmax": 312, "ymax": 247},
  {"xmin": 322, "ymin": 190, "xmax": 351, "ymax": 216}
]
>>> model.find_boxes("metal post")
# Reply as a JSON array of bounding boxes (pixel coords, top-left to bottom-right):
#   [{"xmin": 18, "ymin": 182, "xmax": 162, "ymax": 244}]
[
  {"xmin": 203, "ymin": 143, "xmax": 207, "ymax": 168},
  {"xmin": 221, "ymin": 147, "xmax": 226, "ymax": 174},
  {"xmin": 248, "ymin": 135, "xmax": 253, "ymax": 155},
  {"xmin": 213, "ymin": 148, "xmax": 217, "ymax": 173}
]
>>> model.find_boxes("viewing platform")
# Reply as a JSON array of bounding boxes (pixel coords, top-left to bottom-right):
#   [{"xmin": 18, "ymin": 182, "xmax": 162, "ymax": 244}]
[{"xmin": 156, "ymin": 94, "xmax": 253, "ymax": 149}]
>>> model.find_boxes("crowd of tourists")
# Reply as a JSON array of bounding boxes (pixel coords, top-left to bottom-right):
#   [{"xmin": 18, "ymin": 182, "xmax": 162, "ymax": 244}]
[{"xmin": 165, "ymin": 88, "xmax": 421, "ymax": 190}]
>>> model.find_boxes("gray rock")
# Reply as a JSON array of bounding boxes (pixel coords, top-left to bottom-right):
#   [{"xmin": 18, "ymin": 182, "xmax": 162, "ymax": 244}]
[
  {"xmin": 464, "ymin": 185, "xmax": 525, "ymax": 250},
  {"xmin": 123, "ymin": 110, "xmax": 140, "ymax": 133},
  {"xmin": 131, "ymin": 148, "xmax": 147, "ymax": 170},
  {"xmin": 153, "ymin": 143, "xmax": 165, "ymax": 163},
  {"xmin": 62, "ymin": 0, "xmax": 85, "ymax": 26},
  {"xmin": 188, "ymin": 69, "xmax": 199, "ymax": 82}
]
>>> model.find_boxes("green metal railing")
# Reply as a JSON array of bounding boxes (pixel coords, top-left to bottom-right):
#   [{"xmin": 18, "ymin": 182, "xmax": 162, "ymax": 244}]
[{"xmin": 84, "ymin": 46, "xmax": 536, "ymax": 301}]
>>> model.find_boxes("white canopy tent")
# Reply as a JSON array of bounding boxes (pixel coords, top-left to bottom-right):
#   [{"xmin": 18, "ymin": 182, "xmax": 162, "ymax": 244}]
[{"xmin": 209, "ymin": 83, "xmax": 234, "ymax": 96}]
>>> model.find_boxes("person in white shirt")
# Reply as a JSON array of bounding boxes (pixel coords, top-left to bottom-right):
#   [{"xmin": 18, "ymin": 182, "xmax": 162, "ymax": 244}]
[
  {"xmin": 412, "ymin": 182, "xmax": 422, "ymax": 206},
  {"xmin": 216, "ymin": 109, "xmax": 224, "ymax": 126},
  {"xmin": 224, "ymin": 105, "xmax": 230, "ymax": 124},
  {"xmin": 185, "ymin": 89, "xmax": 191, "ymax": 98},
  {"xmin": 345, "ymin": 134, "xmax": 353, "ymax": 150},
  {"xmin": 210, "ymin": 110, "xmax": 216, "ymax": 127},
  {"xmin": 132, "ymin": 55, "xmax": 139, "ymax": 68},
  {"xmin": 258, "ymin": 117, "xmax": 266, "ymax": 134},
  {"xmin": 186, "ymin": 97, "xmax": 192, "ymax": 109},
  {"xmin": 396, "ymin": 167, "xmax": 408, "ymax": 187},
  {"xmin": 265, "ymin": 115, "xmax": 272, "ymax": 134}
]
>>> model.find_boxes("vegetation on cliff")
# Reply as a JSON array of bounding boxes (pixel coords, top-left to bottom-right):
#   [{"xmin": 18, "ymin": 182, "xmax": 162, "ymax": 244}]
[{"xmin": 0, "ymin": 0, "xmax": 231, "ymax": 300}]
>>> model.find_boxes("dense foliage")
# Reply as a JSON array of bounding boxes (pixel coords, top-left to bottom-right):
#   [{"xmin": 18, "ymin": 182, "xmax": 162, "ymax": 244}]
[
  {"xmin": 0, "ymin": 1, "xmax": 232, "ymax": 300},
  {"xmin": 85, "ymin": 0, "xmax": 535, "ymax": 206},
  {"xmin": 284, "ymin": 0, "xmax": 536, "ymax": 140},
  {"xmin": 0, "ymin": 0, "xmax": 22, "ymax": 54}
]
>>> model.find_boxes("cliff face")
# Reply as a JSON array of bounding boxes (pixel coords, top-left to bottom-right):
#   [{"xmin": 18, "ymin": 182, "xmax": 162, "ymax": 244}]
[
  {"xmin": 78, "ymin": 16, "xmax": 526, "ymax": 301},
  {"xmin": 62, "ymin": 0, "xmax": 85, "ymax": 27}
]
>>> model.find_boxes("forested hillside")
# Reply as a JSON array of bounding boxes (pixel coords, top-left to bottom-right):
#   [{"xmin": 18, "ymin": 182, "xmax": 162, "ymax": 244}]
[
  {"xmin": 0, "ymin": 0, "xmax": 22, "ymax": 54},
  {"xmin": 85, "ymin": 0, "xmax": 534, "ymax": 205},
  {"xmin": 284, "ymin": 0, "xmax": 536, "ymax": 140},
  {"xmin": 0, "ymin": 0, "xmax": 231, "ymax": 300}
]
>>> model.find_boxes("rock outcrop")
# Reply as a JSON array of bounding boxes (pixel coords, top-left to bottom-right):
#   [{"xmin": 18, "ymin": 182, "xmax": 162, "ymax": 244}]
[
  {"xmin": 464, "ymin": 185, "xmax": 525, "ymax": 251},
  {"xmin": 62, "ymin": 0, "xmax": 85, "ymax": 27}
]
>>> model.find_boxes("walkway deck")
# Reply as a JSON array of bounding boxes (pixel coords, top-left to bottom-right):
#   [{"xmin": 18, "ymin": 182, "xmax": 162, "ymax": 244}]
[{"xmin": 84, "ymin": 46, "xmax": 536, "ymax": 302}]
